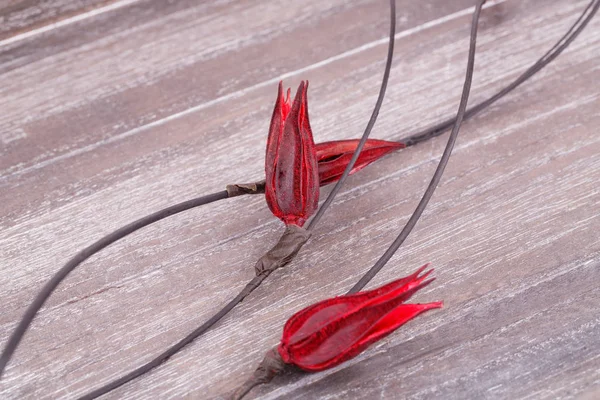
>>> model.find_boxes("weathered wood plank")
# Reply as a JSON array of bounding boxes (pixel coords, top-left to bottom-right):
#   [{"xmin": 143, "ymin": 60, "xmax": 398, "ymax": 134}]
[
  {"xmin": 0, "ymin": 0, "xmax": 476, "ymax": 223},
  {"xmin": 0, "ymin": 0, "xmax": 599, "ymax": 399},
  {"xmin": 0, "ymin": 0, "xmax": 116, "ymax": 41}
]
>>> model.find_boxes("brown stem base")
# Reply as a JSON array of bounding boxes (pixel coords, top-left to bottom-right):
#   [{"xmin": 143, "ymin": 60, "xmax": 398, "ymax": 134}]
[{"xmin": 232, "ymin": 347, "xmax": 286, "ymax": 400}]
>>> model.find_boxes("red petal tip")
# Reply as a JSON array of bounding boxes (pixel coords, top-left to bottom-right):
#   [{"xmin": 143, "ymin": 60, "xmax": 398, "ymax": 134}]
[
  {"xmin": 265, "ymin": 79, "xmax": 318, "ymax": 226},
  {"xmin": 413, "ymin": 263, "xmax": 429, "ymax": 277},
  {"xmin": 407, "ymin": 264, "xmax": 433, "ymax": 284},
  {"xmin": 426, "ymin": 301, "xmax": 444, "ymax": 309},
  {"xmin": 418, "ymin": 269, "xmax": 435, "ymax": 282},
  {"xmin": 418, "ymin": 277, "xmax": 436, "ymax": 289}
]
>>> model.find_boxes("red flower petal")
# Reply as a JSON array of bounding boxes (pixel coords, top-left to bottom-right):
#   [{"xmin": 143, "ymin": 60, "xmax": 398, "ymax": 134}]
[
  {"xmin": 284, "ymin": 275, "xmax": 435, "ymax": 366},
  {"xmin": 265, "ymin": 82, "xmax": 290, "ymax": 219},
  {"xmin": 359, "ymin": 302, "xmax": 443, "ymax": 348},
  {"xmin": 297, "ymin": 302, "xmax": 442, "ymax": 371},
  {"xmin": 316, "ymin": 139, "xmax": 405, "ymax": 186},
  {"xmin": 282, "ymin": 264, "xmax": 431, "ymax": 345},
  {"xmin": 278, "ymin": 266, "xmax": 441, "ymax": 371},
  {"xmin": 265, "ymin": 81, "xmax": 319, "ymax": 226}
]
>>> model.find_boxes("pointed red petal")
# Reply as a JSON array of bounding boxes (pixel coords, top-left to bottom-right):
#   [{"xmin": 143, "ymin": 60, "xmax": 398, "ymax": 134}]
[
  {"xmin": 282, "ymin": 265, "xmax": 430, "ymax": 345},
  {"xmin": 284, "ymin": 88, "xmax": 291, "ymax": 116},
  {"xmin": 284, "ymin": 274, "xmax": 435, "ymax": 360},
  {"xmin": 315, "ymin": 139, "xmax": 405, "ymax": 186},
  {"xmin": 268, "ymin": 81, "xmax": 319, "ymax": 226},
  {"xmin": 359, "ymin": 302, "xmax": 443, "ymax": 347},
  {"xmin": 360, "ymin": 269, "xmax": 434, "ymax": 310},
  {"xmin": 265, "ymin": 81, "xmax": 288, "ymax": 218},
  {"xmin": 280, "ymin": 267, "xmax": 437, "ymax": 370},
  {"xmin": 299, "ymin": 302, "xmax": 443, "ymax": 371},
  {"xmin": 315, "ymin": 139, "xmax": 402, "ymax": 160},
  {"xmin": 298, "ymin": 81, "xmax": 319, "ymax": 223}
]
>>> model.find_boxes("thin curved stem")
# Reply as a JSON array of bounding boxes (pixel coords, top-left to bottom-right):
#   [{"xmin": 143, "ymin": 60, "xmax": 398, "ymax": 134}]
[
  {"xmin": 350, "ymin": 0, "xmax": 600, "ymax": 293},
  {"xmin": 0, "ymin": 190, "xmax": 228, "ymax": 378},
  {"xmin": 307, "ymin": 0, "xmax": 396, "ymax": 230},
  {"xmin": 78, "ymin": 275, "xmax": 266, "ymax": 400},
  {"xmin": 399, "ymin": 0, "xmax": 599, "ymax": 147},
  {"xmin": 231, "ymin": 379, "xmax": 262, "ymax": 400},
  {"xmin": 348, "ymin": 0, "xmax": 484, "ymax": 293}
]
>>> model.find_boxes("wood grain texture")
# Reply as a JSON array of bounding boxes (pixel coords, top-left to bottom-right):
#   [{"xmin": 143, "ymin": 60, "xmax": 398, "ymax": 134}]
[
  {"xmin": 1, "ymin": 0, "xmax": 599, "ymax": 399},
  {"xmin": 0, "ymin": 0, "xmax": 116, "ymax": 40}
]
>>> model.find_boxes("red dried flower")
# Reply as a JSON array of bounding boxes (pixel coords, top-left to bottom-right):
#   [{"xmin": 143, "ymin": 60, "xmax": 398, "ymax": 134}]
[
  {"xmin": 316, "ymin": 139, "xmax": 405, "ymax": 186},
  {"xmin": 277, "ymin": 265, "xmax": 442, "ymax": 371},
  {"xmin": 265, "ymin": 81, "xmax": 319, "ymax": 226}
]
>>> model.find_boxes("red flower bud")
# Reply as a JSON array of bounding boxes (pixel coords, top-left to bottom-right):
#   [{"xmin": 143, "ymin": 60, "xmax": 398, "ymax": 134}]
[
  {"xmin": 316, "ymin": 139, "xmax": 405, "ymax": 186},
  {"xmin": 277, "ymin": 265, "xmax": 442, "ymax": 371},
  {"xmin": 265, "ymin": 81, "xmax": 319, "ymax": 226}
]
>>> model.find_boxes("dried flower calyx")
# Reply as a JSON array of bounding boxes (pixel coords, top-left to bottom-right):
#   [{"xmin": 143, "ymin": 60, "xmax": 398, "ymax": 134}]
[
  {"xmin": 265, "ymin": 81, "xmax": 319, "ymax": 227},
  {"xmin": 233, "ymin": 265, "xmax": 442, "ymax": 399},
  {"xmin": 230, "ymin": 83, "xmax": 405, "ymax": 202},
  {"xmin": 278, "ymin": 264, "xmax": 441, "ymax": 370}
]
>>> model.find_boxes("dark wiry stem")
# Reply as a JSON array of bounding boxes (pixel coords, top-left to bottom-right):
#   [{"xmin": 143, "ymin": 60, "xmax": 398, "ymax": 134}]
[
  {"xmin": 307, "ymin": 0, "xmax": 396, "ymax": 230},
  {"xmin": 231, "ymin": 348, "xmax": 286, "ymax": 400},
  {"xmin": 0, "ymin": 190, "xmax": 229, "ymax": 379},
  {"xmin": 78, "ymin": 226, "xmax": 309, "ymax": 400},
  {"xmin": 349, "ymin": 0, "xmax": 485, "ymax": 293},
  {"xmin": 399, "ymin": 0, "xmax": 600, "ymax": 147}
]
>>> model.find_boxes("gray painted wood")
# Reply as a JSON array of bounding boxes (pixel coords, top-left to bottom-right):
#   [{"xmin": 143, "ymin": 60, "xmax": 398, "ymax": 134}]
[
  {"xmin": 1, "ymin": 0, "xmax": 599, "ymax": 399},
  {"xmin": 0, "ymin": 0, "xmax": 114, "ymax": 40}
]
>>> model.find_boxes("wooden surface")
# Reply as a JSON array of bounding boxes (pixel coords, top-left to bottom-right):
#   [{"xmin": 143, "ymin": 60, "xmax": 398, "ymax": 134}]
[{"xmin": 1, "ymin": 0, "xmax": 599, "ymax": 398}]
